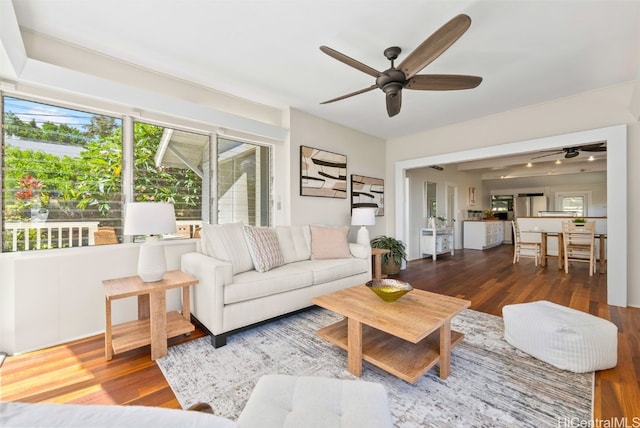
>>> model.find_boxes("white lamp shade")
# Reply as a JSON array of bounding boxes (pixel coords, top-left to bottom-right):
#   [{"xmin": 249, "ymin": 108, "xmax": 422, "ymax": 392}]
[
  {"xmin": 352, "ymin": 207, "xmax": 375, "ymax": 246},
  {"xmin": 123, "ymin": 202, "xmax": 176, "ymax": 282},
  {"xmin": 123, "ymin": 202, "xmax": 177, "ymax": 236},
  {"xmin": 351, "ymin": 207, "xmax": 376, "ymax": 226}
]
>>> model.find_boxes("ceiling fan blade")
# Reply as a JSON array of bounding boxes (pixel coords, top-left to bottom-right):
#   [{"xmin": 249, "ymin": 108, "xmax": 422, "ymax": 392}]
[
  {"xmin": 531, "ymin": 151, "xmax": 563, "ymax": 160},
  {"xmin": 406, "ymin": 74, "xmax": 482, "ymax": 90},
  {"xmin": 579, "ymin": 142, "xmax": 607, "ymax": 152},
  {"xmin": 320, "ymin": 85, "xmax": 378, "ymax": 104},
  {"xmin": 398, "ymin": 14, "xmax": 472, "ymax": 79},
  {"xmin": 386, "ymin": 90, "xmax": 402, "ymax": 117},
  {"xmin": 320, "ymin": 46, "xmax": 381, "ymax": 78}
]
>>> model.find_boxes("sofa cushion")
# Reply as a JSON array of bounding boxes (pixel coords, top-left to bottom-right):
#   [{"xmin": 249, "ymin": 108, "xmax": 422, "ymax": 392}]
[
  {"xmin": 293, "ymin": 258, "xmax": 369, "ymax": 285},
  {"xmin": 200, "ymin": 222, "xmax": 254, "ymax": 275},
  {"xmin": 0, "ymin": 401, "xmax": 238, "ymax": 428},
  {"xmin": 243, "ymin": 225, "xmax": 285, "ymax": 272},
  {"xmin": 276, "ymin": 225, "xmax": 311, "ymax": 263},
  {"xmin": 224, "ymin": 264, "xmax": 314, "ymax": 304},
  {"xmin": 310, "ymin": 225, "xmax": 351, "ymax": 259}
]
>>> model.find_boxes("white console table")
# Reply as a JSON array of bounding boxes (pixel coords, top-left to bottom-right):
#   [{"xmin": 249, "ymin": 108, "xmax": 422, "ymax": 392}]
[{"xmin": 420, "ymin": 227, "xmax": 454, "ymax": 261}]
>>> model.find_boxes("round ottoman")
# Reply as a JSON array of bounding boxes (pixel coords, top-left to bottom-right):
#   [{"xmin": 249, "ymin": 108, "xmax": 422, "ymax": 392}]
[{"xmin": 502, "ymin": 300, "xmax": 617, "ymax": 373}]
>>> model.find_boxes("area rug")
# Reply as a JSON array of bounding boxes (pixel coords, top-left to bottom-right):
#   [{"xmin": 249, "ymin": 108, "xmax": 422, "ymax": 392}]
[{"xmin": 157, "ymin": 307, "xmax": 593, "ymax": 427}]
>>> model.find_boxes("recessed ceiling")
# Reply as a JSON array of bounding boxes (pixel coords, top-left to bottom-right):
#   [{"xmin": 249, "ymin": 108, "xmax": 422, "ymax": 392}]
[{"xmin": 8, "ymin": 0, "xmax": 640, "ymax": 140}]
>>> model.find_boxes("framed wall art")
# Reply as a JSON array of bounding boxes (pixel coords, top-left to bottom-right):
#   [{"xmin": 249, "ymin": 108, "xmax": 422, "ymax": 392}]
[
  {"xmin": 351, "ymin": 174, "xmax": 384, "ymax": 216},
  {"xmin": 468, "ymin": 187, "xmax": 477, "ymax": 206},
  {"xmin": 300, "ymin": 146, "xmax": 347, "ymax": 198}
]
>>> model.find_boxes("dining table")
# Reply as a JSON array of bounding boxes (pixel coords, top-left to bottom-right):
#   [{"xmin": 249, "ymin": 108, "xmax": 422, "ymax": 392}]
[{"xmin": 523, "ymin": 229, "xmax": 606, "ymax": 273}]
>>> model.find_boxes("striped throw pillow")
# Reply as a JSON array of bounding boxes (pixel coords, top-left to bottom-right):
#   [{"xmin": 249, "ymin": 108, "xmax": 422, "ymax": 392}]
[{"xmin": 243, "ymin": 225, "xmax": 285, "ymax": 273}]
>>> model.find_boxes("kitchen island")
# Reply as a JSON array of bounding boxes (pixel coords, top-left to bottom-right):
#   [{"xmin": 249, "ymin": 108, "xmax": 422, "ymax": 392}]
[{"xmin": 463, "ymin": 220, "xmax": 506, "ymax": 250}]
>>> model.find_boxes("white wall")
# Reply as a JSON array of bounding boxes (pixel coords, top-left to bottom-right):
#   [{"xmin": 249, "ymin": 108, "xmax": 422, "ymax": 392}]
[
  {"xmin": 0, "ymin": 240, "xmax": 197, "ymax": 355},
  {"xmin": 483, "ymin": 172, "xmax": 607, "ymax": 215},
  {"xmin": 385, "ymin": 82, "xmax": 639, "ymax": 307},
  {"xmin": 288, "ymin": 109, "xmax": 386, "ymax": 242}
]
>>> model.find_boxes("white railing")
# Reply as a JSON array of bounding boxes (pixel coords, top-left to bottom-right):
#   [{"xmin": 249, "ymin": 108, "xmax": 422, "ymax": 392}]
[
  {"xmin": 4, "ymin": 219, "xmax": 202, "ymax": 252},
  {"xmin": 4, "ymin": 221, "xmax": 100, "ymax": 252}
]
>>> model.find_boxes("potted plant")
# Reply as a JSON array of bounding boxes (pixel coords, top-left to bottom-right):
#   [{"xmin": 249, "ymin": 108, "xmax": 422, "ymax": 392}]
[{"xmin": 370, "ymin": 235, "xmax": 407, "ymax": 275}]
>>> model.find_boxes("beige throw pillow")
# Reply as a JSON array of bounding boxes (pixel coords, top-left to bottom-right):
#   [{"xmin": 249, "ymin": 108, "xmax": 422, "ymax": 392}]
[{"xmin": 310, "ymin": 225, "xmax": 351, "ymax": 259}]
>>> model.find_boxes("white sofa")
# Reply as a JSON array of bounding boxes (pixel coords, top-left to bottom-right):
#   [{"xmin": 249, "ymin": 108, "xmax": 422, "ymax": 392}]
[
  {"xmin": 1, "ymin": 375, "xmax": 393, "ymax": 427},
  {"xmin": 181, "ymin": 223, "xmax": 371, "ymax": 347}
]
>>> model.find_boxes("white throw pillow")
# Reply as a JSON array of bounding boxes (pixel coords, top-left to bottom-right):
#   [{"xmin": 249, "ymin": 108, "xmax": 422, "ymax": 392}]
[
  {"xmin": 310, "ymin": 225, "xmax": 351, "ymax": 259},
  {"xmin": 243, "ymin": 225, "xmax": 285, "ymax": 273},
  {"xmin": 276, "ymin": 225, "xmax": 311, "ymax": 263},
  {"xmin": 200, "ymin": 222, "xmax": 254, "ymax": 274}
]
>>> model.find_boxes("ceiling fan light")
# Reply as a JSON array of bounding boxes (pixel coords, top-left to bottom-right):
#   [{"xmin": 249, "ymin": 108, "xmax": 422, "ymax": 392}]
[
  {"xmin": 565, "ymin": 151, "xmax": 579, "ymax": 159},
  {"xmin": 382, "ymin": 82, "xmax": 403, "ymax": 97}
]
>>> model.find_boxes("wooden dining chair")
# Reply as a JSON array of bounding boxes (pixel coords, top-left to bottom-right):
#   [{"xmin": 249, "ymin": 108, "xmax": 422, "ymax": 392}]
[
  {"xmin": 562, "ymin": 221, "xmax": 596, "ymax": 276},
  {"xmin": 511, "ymin": 220, "xmax": 541, "ymax": 266}
]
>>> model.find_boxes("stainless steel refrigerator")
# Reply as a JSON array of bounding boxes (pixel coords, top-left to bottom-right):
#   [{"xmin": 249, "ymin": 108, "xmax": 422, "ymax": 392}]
[{"xmin": 515, "ymin": 194, "xmax": 547, "ymax": 217}]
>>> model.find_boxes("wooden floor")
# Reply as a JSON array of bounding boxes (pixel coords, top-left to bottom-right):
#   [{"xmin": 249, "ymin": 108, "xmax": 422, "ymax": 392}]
[{"xmin": 2, "ymin": 244, "xmax": 639, "ymax": 420}]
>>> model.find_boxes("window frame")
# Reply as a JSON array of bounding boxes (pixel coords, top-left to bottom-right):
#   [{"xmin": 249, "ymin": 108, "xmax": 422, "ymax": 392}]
[
  {"xmin": 1, "ymin": 92, "xmax": 275, "ymax": 252},
  {"xmin": 555, "ymin": 191, "xmax": 592, "ymax": 217}
]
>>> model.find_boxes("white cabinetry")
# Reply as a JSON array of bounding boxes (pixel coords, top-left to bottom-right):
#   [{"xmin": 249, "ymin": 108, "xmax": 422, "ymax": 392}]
[
  {"xmin": 420, "ymin": 227, "xmax": 454, "ymax": 260},
  {"xmin": 463, "ymin": 221, "xmax": 504, "ymax": 250},
  {"xmin": 503, "ymin": 220, "xmax": 513, "ymax": 244}
]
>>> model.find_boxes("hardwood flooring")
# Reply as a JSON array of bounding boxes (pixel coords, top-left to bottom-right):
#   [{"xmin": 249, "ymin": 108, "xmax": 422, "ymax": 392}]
[{"xmin": 1, "ymin": 244, "xmax": 639, "ymax": 420}]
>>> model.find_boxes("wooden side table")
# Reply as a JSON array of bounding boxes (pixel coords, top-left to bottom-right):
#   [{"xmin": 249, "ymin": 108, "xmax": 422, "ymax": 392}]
[
  {"xmin": 371, "ymin": 248, "xmax": 390, "ymax": 280},
  {"xmin": 102, "ymin": 270, "xmax": 198, "ymax": 361}
]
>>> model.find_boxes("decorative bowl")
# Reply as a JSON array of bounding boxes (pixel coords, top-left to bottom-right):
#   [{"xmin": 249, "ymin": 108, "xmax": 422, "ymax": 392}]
[{"xmin": 365, "ymin": 279, "xmax": 413, "ymax": 302}]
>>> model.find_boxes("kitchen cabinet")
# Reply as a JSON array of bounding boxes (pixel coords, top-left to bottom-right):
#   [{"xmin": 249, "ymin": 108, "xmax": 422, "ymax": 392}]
[
  {"xmin": 420, "ymin": 227, "xmax": 454, "ymax": 260},
  {"xmin": 503, "ymin": 220, "xmax": 513, "ymax": 244},
  {"xmin": 463, "ymin": 221, "xmax": 504, "ymax": 250}
]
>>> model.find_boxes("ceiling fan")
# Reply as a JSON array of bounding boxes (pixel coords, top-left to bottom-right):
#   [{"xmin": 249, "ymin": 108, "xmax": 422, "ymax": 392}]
[
  {"xmin": 319, "ymin": 14, "xmax": 482, "ymax": 117},
  {"xmin": 531, "ymin": 142, "xmax": 607, "ymax": 160}
]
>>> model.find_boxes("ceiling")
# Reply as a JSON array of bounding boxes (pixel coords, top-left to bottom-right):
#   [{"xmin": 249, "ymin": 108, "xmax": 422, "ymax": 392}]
[
  {"xmin": 454, "ymin": 142, "xmax": 607, "ymax": 180},
  {"xmin": 8, "ymin": 0, "xmax": 640, "ymax": 142}
]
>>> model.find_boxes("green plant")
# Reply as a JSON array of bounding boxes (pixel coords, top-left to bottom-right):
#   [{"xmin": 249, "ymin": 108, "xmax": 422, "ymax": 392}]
[
  {"xmin": 573, "ymin": 217, "xmax": 586, "ymax": 223},
  {"xmin": 370, "ymin": 235, "xmax": 407, "ymax": 270}
]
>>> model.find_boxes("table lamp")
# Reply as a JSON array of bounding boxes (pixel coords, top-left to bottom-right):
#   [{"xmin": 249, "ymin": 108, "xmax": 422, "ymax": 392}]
[
  {"xmin": 123, "ymin": 202, "xmax": 177, "ymax": 282},
  {"xmin": 351, "ymin": 207, "xmax": 376, "ymax": 246}
]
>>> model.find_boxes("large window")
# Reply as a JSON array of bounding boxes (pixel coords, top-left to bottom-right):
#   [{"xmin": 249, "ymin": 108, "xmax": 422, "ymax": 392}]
[
  {"xmin": 2, "ymin": 96, "xmax": 122, "ymax": 251},
  {"xmin": 1, "ymin": 95, "xmax": 274, "ymax": 252}
]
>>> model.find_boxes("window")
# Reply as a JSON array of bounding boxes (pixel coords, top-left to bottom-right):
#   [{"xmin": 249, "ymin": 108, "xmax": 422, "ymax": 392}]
[
  {"xmin": 556, "ymin": 191, "xmax": 591, "ymax": 217},
  {"xmin": 133, "ymin": 121, "xmax": 206, "ymax": 238},
  {"xmin": 2, "ymin": 96, "xmax": 122, "ymax": 251},
  {"xmin": 1, "ymin": 95, "xmax": 274, "ymax": 252},
  {"xmin": 217, "ymin": 137, "xmax": 271, "ymax": 226}
]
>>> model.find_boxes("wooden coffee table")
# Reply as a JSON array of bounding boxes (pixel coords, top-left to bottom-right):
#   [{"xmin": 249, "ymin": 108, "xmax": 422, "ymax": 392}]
[{"xmin": 311, "ymin": 285, "xmax": 471, "ymax": 384}]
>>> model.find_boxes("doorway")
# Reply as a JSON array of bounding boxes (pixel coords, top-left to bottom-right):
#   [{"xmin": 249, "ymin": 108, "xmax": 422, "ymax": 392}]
[{"xmin": 393, "ymin": 125, "xmax": 627, "ymax": 307}]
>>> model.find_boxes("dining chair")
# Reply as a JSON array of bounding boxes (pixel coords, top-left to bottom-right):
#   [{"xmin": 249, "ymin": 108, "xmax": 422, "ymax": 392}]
[
  {"xmin": 512, "ymin": 220, "xmax": 541, "ymax": 266},
  {"xmin": 562, "ymin": 221, "xmax": 596, "ymax": 275}
]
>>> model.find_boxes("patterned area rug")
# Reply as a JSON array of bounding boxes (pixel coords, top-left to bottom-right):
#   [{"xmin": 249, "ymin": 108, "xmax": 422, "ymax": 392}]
[{"xmin": 157, "ymin": 307, "xmax": 593, "ymax": 427}]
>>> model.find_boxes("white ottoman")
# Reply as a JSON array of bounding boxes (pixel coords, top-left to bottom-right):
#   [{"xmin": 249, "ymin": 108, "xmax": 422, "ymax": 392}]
[
  {"xmin": 502, "ymin": 300, "xmax": 617, "ymax": 373},
  {"xmin": 237, "ymin": 375, "xmax": 393, "ymax": 428}
]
